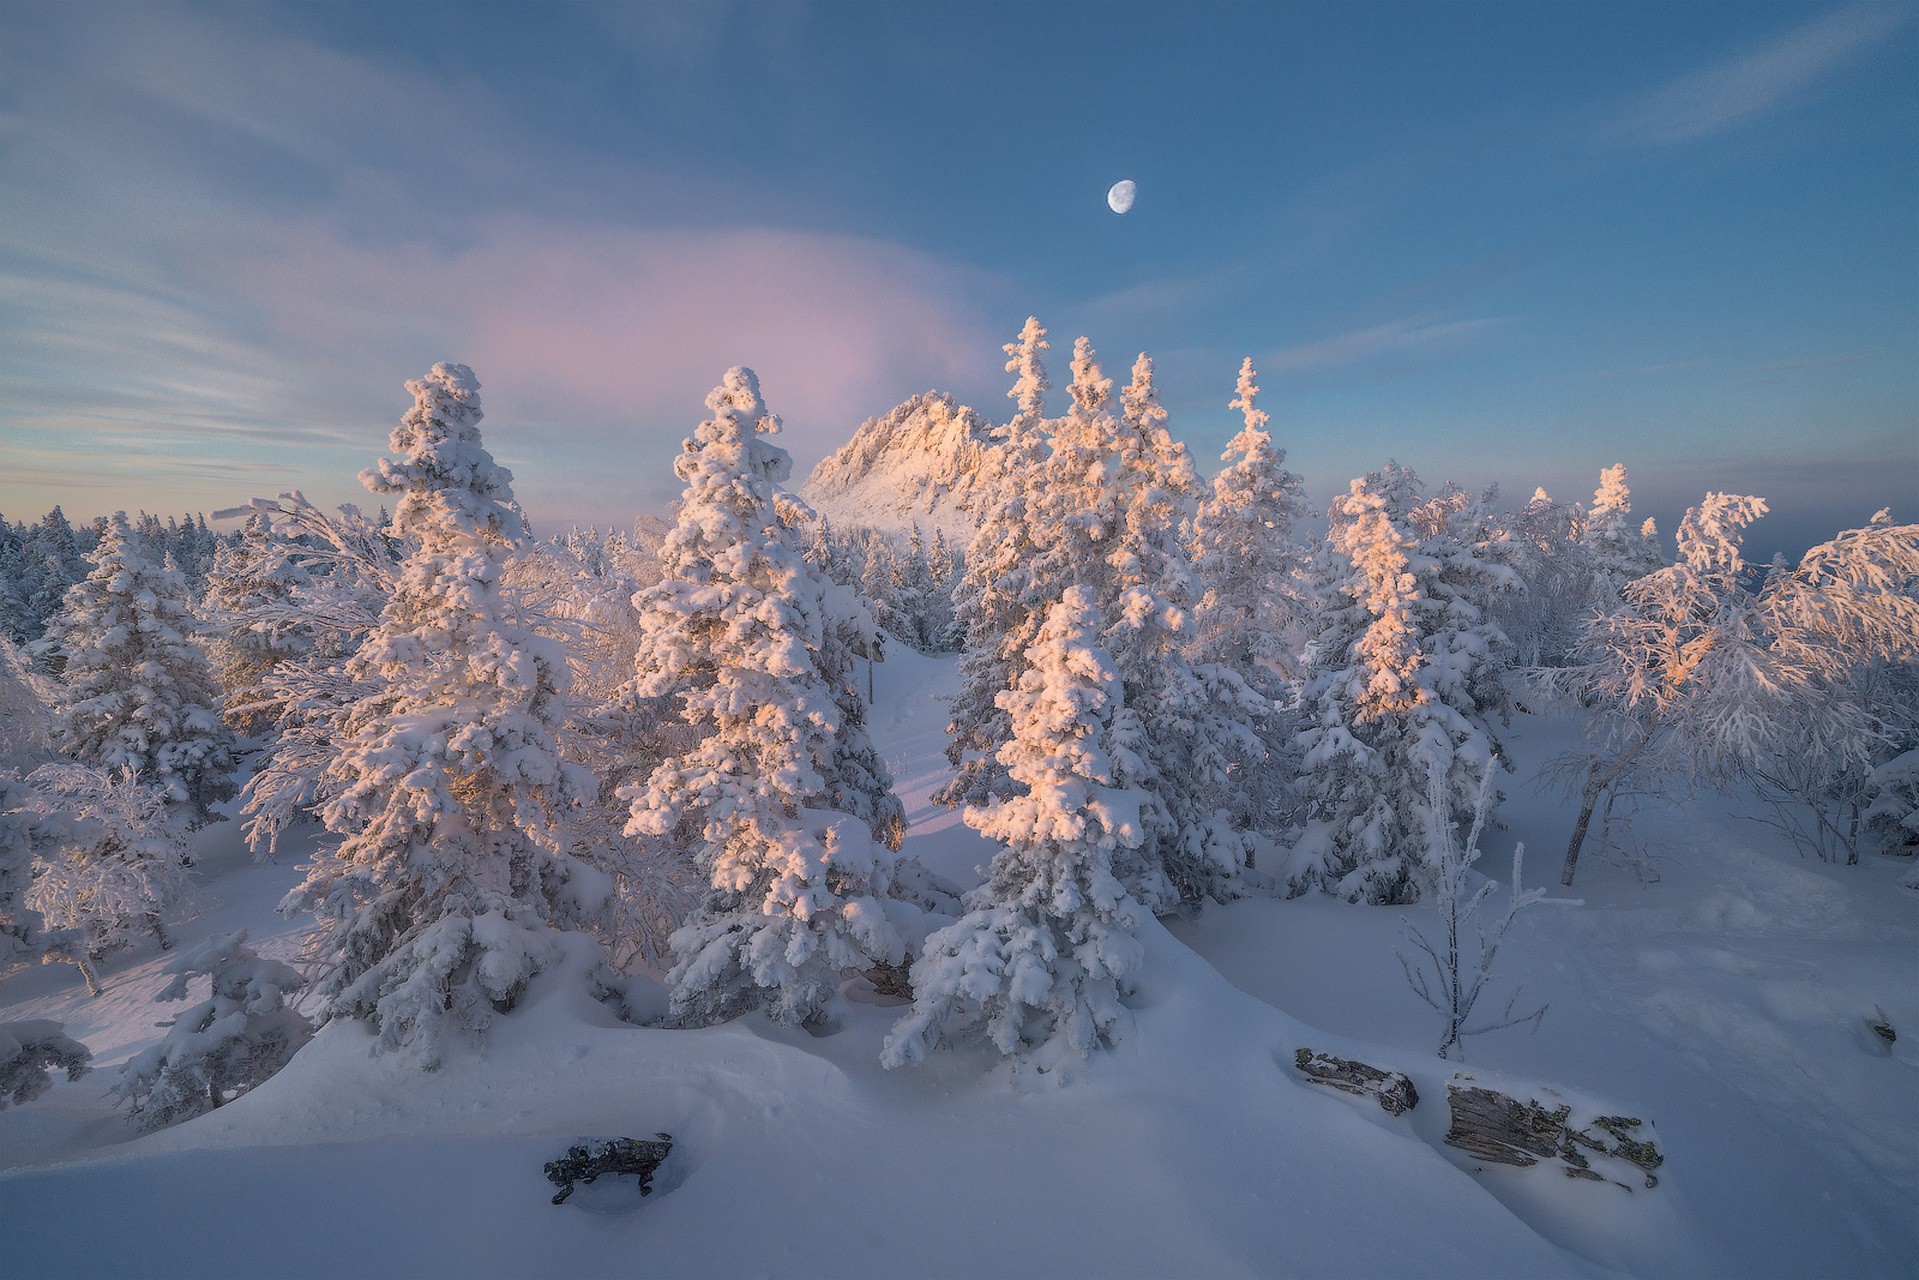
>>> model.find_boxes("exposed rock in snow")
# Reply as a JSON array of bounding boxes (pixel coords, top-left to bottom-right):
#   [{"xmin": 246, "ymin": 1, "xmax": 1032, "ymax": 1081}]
[{"xmin": 798, "ymin": 392, "xmax": 999, "ymax": 542}]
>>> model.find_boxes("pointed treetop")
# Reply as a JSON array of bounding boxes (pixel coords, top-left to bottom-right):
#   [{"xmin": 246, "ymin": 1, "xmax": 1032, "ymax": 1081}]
[
  {"xmin": 1067, "ymin": 337, "xmax": 1113, "ymax": 417},
  {"xmin": 362, "ymin": 362, "xmax": 522, "ymax": 544},
  {"xmin": 1003, "ymin": 317, "xmax": 1051, "ymax": 422},
  {"xmin": 1229, "ymin": 357, "xmax": 1270, "ymax": 440},
  {"xmin": 682, "ymin": 365, "xmax": 793, "ymax": 492},
  {"xmin": 1121, "ymin": 353, "xmax": 1166, "ymax": 436},
  {"xmin": 1592, "ymin": 463, "xmax": 1632, "ymax": 515},
  {"xmin": 1676, "ymin": 492, "xmax": 1767, "ymax": 580}
]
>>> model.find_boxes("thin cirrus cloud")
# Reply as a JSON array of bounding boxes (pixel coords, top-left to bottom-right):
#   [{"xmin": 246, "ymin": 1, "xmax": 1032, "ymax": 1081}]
[
  {"xmin": 1605, "ymin": 4, "xmax": 1909, "ymax": 145},
  {"xmin": 1265, "ymin": 314, "xmax": 1513, "ymax": 374}
]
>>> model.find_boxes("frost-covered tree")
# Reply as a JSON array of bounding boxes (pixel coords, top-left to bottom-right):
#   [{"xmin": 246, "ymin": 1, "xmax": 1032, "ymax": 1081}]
[
  {"xmin": 626, "ymin": 368, "xmax": 909, "ymax": 1027},
  {"xmin": 114, "ymin": 930, "xmax": 313, "ymax": 1131},
  {"xmin": 1193, "ymin": 358, "xmax": 1313, "ymax": 687},
  {"xmin": 44, "ymin": 514, "xmax": 237, "ymax": 828},
  {"xmin": 1290, "ymin": 463, "xmax": 1517, "ymax": 904},
  {"xmin": 1549, "ymin": 497, "xmax": 1919, "ymax": 884},
  {"xmin": 949, "ymin": 332, "xmax": 1261, "ymax": 908},
  {"xmin": 1397, "ymin": 763, "xmax": 1559, "ymax": 1060},
  {"xmin": 1094, "ymin": 351, "xmax": 1262, "ymax": 907},
  {"xmin": 14, "ymin": 762, "xmax": 190, "ymax": 995},
  {"xmin": 942, "ymin": 317, "xmax": 1057, "ymax": 810},
  {"xmin": 225, "ymin": 493, "xmax": 401, "ymax": 857},
  {"xmin": 1580, "ymin": 464, "xmax": 1663, "ymax": 595},
  {"xmin": 884, "ymin": 587, "xmax": 1146, "ymax": 1071},
  {"xmin": 1478, "ymin": 487, "xmax": 1597, "ymax": 671},
  {"xmin": 0, "ymin": 1020, "xmax": 91, "ymax": 1109},
  {"xmin": 1191, "ymin": 358, "xmax": 1314, "ymax": 837},
  {"xmin": 284, "ymin": 364, "xmax": 604, "ymax": 1065},
  {"xmin": 200, "ymin": 512, "xmax": 317, "ymax": 737}
]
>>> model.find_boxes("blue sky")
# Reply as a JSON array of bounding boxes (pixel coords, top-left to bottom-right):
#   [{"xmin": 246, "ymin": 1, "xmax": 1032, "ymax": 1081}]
[{"xmin": 1, "ymin": 0, "xmax": 1913, "ymax": 556}]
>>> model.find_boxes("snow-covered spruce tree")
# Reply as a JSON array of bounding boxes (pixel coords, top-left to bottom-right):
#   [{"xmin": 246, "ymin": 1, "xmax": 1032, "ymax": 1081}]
[
  {"xmin": 44, "ymin": 513, "xmax": 237, "ymax": 828},
  {"xmin": 284, "ymin": 363, "xmax": 604, "ymax": 1066},
  {"xmin": 1193, "ymin": 357, "xmax": 1313, "ymax": 687},
  {"xmin": 0, "ymin": 1020, "xmax": 91, "ymax": 1109},
  {"xmin": 884, "ymin": 586, "xmax": 1147, "ymax": 1071},
  {"xmin": 941, "ymin": 317, "xmax": 1057, "ymax": 810},
  {"xmin": 1190, "ymin": 357, "xmax": 1315, "ymax": 838},
  {"xmin": 924, "ymin": 526, "xmax": 964, "ymax": 651},
  {"xmin": 1290, "ymin": 463, "xmax": 1518, "ymax": 904},
  {"xmin": 1580, "ymin": 464, "xmax": 1663, "ymax": 597},
  {"xmin": 114, "ymin": 929, "xmax": 313, "ymax": 1131},
  {"xmin": 626, "ymin": 368, "xmax": 908, "ymax": 1028},
  {"xmin": 14, "ymin": 762, "xmax": 190, "ymax": 994},
  {"xmin": 1548, "ymin": 497, "xmax": 1919, "ymax": 884},
  {"xmin": 1094, "ymin": 351, "xmax": 1264, "ymax": 907},
  {"xmin": 17, "ymin": 507, "xmax": 92, "ymax": 645}
]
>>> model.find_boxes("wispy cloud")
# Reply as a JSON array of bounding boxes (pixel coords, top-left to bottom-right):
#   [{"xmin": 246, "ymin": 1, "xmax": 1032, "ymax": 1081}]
[
  {"xmin": 1750, "ymin": 350, "xmax": 1889, "ymax": 374},
  {"xmin": 1582, "ymin": 359, "xmax": 1712, "ymax": 381},
  {"xmin": 0, "ymin": 4, "xmax": 1003, "ymax": 529},
  {"xmin": 1266, "ymin": 315, "xmax": 1512, "ymax": 374},
  {"xmin": 1607, "ymin": 4, "xmax": 1908, "ymax": 145}
]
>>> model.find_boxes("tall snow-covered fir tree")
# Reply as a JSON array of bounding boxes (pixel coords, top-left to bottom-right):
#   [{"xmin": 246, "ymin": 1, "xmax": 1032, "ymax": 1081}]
[
  {"xmin": 625, "ymin": 367, "xmax": 908, "ymax": 1029},
  {"xmin": 941, "ymin": 316, "xmax": 1057, "ymax": 810},
  {"xmin": 884, "ymin": 587, "xmax": 1147, "ymax": 1071},
  {"xmin": 1189, "ymin": 357, "xmax": 1315, "ymax": 839},
  {"xmin": 947, "ymin": 330, "xmax": 1264, "ymax": 908},
  {"xmin": 1192, "ymin": 357, "xmax": 1312, "ymax": 688},
  {"xmin": 44, "ymin": 513, "xmax": 236, "ymax": 828},
  {"xmin": 1095, "ymin": 351, "xmax": 1262, "ymax": 907},
  {"xmin": 284, "ymin": 363, "xmax": 604, "ymax": 1066},
  {"xmin": 1290, "ymin": 463, "xmax": 1517, "ymax": 904}
]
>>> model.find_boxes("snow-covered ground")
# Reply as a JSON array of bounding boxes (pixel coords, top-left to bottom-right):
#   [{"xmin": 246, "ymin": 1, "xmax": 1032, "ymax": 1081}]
[{"xmin": 2, "ymin": 651, "xmax": 1915, "ymax": 1278}]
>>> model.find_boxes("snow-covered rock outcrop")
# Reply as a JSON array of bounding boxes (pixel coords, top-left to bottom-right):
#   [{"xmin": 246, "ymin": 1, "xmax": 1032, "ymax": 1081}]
[{"xmin": 798, "ymin": 392, "xmax": 999, "ymax": 541}]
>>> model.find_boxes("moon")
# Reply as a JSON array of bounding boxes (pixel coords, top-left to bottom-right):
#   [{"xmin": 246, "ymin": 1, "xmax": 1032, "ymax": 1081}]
[{"xmin": 1107, "ymin": 179, "xmax": 1136, "ymax": 215}]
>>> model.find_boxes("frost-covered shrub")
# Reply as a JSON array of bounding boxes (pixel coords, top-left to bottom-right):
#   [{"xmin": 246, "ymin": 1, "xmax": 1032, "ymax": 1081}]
[
  {"xmin": 16, "ymin": 762, "xmax": 189, "ymax": 994},
  {"xmin": 1397, "ymin": 765, "xmax": 1564, "ymax": 1060},
  {"xmin": 0, "ymin": 1019, "xmax": 91, "ymax": 1108},
  {"xmin": 1865, "ymin": 747, "xmax": 1919, "ymax": 860},
  {"xmin": 1549, "ymin": 499, "xmax": 1919, "ymax": 884},
  {"xmin": 114, "ymin": 929, "xmax": 312, "ymax": 1131}
]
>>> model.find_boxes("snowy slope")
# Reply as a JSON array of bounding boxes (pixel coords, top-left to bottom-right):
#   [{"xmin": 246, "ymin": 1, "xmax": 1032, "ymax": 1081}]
[
  {"xmin": 797, "ymin": 392, "xmax": 998, "ymax": 540},
  {"xmin": 2, "ymin": 655, "xmax": 1916, "ymax": 1278}
]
